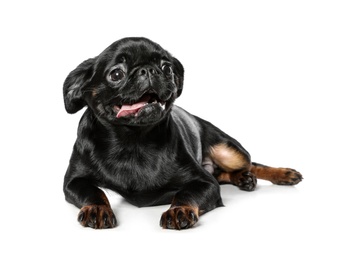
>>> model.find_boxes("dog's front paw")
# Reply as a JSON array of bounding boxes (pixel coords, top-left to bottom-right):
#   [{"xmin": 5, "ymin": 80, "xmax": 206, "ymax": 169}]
[
  {"xmin": 78, "ymin": 205, "xmax": 117, "ymax": 229},
  {"xmin": 160, "ymin": 206, "xmax": 199, "ymax": 230}
]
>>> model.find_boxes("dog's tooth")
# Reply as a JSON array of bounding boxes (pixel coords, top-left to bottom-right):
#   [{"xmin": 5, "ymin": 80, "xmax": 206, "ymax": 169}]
[
  {"xmin": 113, "ymin": 105, "xmax": 121, "ymax": 112},
  {"xmin": 159, "ymin": 103, "xmax": 166, "ymax": 110}
]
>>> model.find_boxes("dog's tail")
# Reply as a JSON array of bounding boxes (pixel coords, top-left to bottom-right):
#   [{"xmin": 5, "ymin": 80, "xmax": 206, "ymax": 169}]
[{"xmin": 250, "ymin": 162, "xmax": 303, "ymax": 185}]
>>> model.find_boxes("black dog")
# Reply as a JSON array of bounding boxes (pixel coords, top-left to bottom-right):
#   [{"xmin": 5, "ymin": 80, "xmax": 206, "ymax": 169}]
[{"xmin": 63, "ymin": 37, "xmax": 302, "ymax": 229}]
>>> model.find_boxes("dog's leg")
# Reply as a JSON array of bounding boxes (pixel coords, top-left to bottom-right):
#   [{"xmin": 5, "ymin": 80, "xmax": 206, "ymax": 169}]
[
  {"xmin": 208, "ymin": 143, "xmax": 302, "ymax": 188},
  {"xmin": 250, "ymin": 162, "xmax": 303, "ymax": 185},
  {"xmin": 160, "ymin": 177, "xmax": 222, "ymax": 230},
  {"xmin": 209, "ymin": 143, "xmax": 257, "ymax": 191},
  {"xmin": 64, "ymin": 178, "xmax": 117, "ymax": 229}
]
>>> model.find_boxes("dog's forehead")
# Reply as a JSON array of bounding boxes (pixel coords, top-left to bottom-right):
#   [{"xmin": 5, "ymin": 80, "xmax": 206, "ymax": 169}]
[{"xmin": 103, "ymin": 38, "xmax": 170, "ymax": 65}]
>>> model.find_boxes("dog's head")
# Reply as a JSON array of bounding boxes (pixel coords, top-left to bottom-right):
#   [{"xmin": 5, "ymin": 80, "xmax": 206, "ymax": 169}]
[{"xmin": 63, "ymin": 37, "xmax": 184, "ymax": 126}]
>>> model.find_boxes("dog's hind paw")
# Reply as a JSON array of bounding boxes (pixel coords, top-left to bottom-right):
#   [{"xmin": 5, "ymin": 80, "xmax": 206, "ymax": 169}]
[
  {"xmin": 272, "ymin": 168, "xmax": 303, "ymax": 185},
  {"xmin": 226, "ymin": 171, "xmax": 257, "ymax": 191},
  {"xmin": 78, "ymin": 205, "xmax": 117, "ymax": 229},
  {"xmin": 237, "ymin": 172, "xmax": 257, "ymax": 191}
]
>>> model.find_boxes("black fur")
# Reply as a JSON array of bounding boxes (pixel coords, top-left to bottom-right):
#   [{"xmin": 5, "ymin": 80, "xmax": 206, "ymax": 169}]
[{"xmin": 63, "ymin": 37, "xmax": 301, "ymax": 230}]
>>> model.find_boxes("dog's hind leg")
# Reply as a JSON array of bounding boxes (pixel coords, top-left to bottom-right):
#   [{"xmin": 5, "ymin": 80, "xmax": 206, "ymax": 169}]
[
  {"xmin": 250, "ymin": 162, "xmax": 303, "ymax": 185},
  {"xmin": 208, "ymin": 143, "xmax": 303, "ymax": 190},
  {"xmin": 208, "ymin": 143, "xmax": 257, "ymax": 191}
]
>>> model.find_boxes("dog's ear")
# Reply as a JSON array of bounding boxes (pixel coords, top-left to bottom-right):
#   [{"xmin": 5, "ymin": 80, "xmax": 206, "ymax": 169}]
[
  {"xmin": 63, "ymin": 58, "xmax": 96, "ymax": 114},
  {"xmin": 172, "ymin": 57, "xmax": 184, "ymax": 97}
]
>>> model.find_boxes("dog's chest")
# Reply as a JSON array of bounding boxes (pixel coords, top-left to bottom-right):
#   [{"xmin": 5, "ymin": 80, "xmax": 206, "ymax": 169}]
[{"xmin": 102, "ymin": 144, "xmax": 177, "ymax": 192}]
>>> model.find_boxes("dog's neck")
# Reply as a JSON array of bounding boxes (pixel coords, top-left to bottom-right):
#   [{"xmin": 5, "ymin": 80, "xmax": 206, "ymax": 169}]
[{"xmin": 86, "ymin": 109, "xmax": 173, "ymax": 143}]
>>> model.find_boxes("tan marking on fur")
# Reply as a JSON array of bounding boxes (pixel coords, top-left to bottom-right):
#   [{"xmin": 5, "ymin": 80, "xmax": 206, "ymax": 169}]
[
  {"xmin": 160, "ymin": 205, "xmax": 200, "ymax": 229},
  {"xmin": 215, "ymin": 172, "xmax": 232, "ymax": 183},
  {"xmin": 250, "ymin": 164, "xmax": 303, "ymax": 185},
  {"xmin": 250, "ymin": 164, "xmax": 274, "ymax": 181},
  {"xmin": 169, "ymin": 205, "xmax": 200, "ymax": 216},
  {"xmin": 209, "ymin": 143, "xmax": 249, "ymax": 172}
]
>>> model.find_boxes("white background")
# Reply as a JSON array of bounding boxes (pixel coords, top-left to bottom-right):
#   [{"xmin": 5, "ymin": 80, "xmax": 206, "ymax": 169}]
[{"xmin": 1, "ymin": 0, "xmax": 342, "ymax": 259}]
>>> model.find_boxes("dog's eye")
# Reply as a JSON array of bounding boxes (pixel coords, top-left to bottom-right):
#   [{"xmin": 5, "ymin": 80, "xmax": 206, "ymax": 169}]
[
  {"xmin": 162, "ymin": 64, "xmax": 173, "ymax": 75},
  {"xmin": 110, "ymin": 69, "xmax": 125, "ymax": 82}
]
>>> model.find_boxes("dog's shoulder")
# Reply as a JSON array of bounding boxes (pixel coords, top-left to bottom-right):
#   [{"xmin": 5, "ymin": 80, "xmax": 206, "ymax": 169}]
[
  {"xmin": 170, "ymin": 105, "xmax": 203, "ymax": 162},
  {"xmin": 171, "ymin": 105, "xmax": 201, "ymax": 135}
]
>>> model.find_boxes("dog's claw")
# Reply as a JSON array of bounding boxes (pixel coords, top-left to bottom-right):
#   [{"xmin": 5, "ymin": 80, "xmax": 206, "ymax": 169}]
[
  {"xmin": 77, "ymin": 211, "xmax": 85, "ymax": 222},
  {"xmin": 177, "ymin": 211, "xmax": 189, "ymax": 229}
]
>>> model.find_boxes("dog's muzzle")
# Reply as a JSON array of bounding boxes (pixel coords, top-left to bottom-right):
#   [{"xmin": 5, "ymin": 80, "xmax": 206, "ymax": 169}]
[{"xmin": 114, "ymin": 93, "xmax": 166, "ymax": 118}]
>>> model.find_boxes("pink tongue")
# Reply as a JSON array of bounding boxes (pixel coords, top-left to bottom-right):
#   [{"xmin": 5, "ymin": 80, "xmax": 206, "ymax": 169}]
[{"xmin": 116, "ymin": 95, "xmax": 150, "ymax": 118}]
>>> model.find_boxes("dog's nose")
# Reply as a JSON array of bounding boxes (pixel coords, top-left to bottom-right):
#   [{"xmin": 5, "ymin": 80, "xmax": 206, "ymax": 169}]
[{"xmin": 138, "ymin": 66, "xmax": 157, "ymax": 76}]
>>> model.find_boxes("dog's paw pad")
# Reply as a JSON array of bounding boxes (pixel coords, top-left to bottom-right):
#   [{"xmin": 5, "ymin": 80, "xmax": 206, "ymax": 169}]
[
  {"xmin": 78, "ymin": 205, "xmax": 117, "ymax": 229},
  {"xmin": 272, "ymin": 168, "xmax": 303, "ymax": 185},
  {"xmin": 234, "ymin": 172, "xmax": 257, "ymax": 191},
  {"xmin": 160, "ymin": 206, "xmax": 199, "ymax": 230}
]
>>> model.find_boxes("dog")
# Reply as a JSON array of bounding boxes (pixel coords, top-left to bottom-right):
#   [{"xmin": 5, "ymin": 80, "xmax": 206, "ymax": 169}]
[{"xmin": 63, "ymin": 37, "xmax": 302, "ymax": 229}]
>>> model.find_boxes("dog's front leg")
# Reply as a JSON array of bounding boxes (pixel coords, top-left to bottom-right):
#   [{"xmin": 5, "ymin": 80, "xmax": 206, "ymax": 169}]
[
  {"xmin": 64, "ymin": 178, "xmax": 117, "ymax": 229},
  {"xmin": 160, "ymin": 178, "xmax": 222, "ymax": 230}
]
